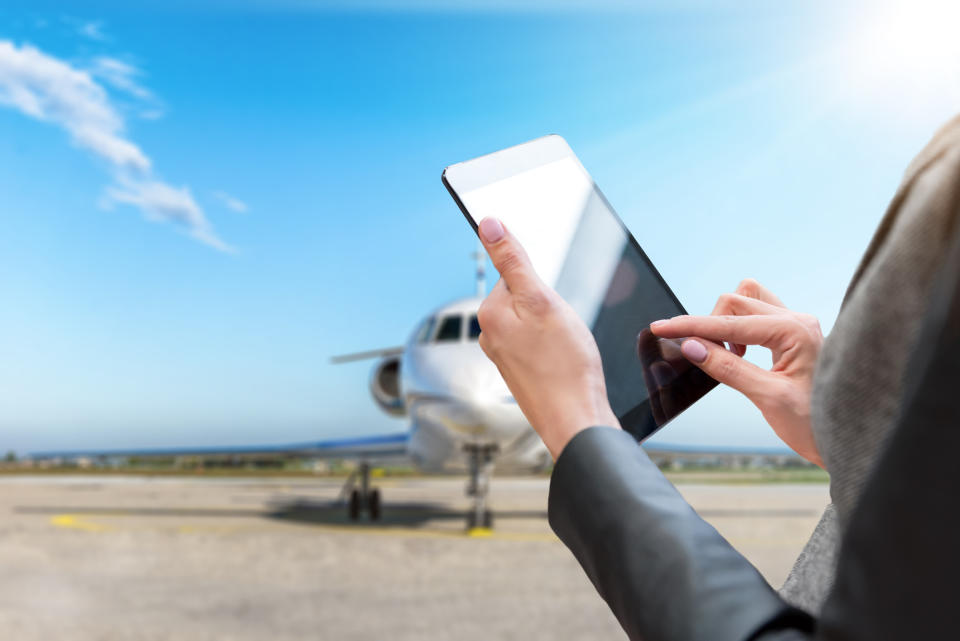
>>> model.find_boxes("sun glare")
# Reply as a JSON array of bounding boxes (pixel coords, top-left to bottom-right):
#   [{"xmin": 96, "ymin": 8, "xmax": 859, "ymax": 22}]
[{"xmin": 844, "ymin": 0, "xmax": 960, "ymax": 111}]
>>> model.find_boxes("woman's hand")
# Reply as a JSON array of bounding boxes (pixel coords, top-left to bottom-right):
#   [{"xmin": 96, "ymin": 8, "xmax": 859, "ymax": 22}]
[
  {"xmin": 475, "ymin": 217, "xmax": 620, "ymax": 460},
  {"xmin": 650, "ymin": 279, "xmax": 825, "ymax": 467}
]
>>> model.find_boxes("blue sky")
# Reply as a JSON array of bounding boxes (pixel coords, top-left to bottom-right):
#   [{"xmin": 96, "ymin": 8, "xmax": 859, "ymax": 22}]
[{"xmin": 2, "ymin": 0, "xmax": 959, "ymax": 454}]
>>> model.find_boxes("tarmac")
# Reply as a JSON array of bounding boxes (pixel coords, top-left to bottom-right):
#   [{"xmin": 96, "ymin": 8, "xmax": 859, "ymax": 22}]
[{"xmin": 0, "ymin": 475, "xmax": 829, "ymax": 640}]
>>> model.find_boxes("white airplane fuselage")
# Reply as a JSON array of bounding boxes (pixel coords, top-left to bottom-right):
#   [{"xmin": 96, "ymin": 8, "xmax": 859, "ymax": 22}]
[{"xmin": 377, "ymin": 297, "xmax": 550, "ymax": 473}]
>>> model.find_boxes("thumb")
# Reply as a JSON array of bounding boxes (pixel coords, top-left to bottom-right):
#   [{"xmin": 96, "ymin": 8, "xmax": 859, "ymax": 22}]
[
  {"xmin": 680, "ymin": 337, "xmax": 772, "ymax": 400},
  {"xmin": 478, "ymin": 217, "xmax": 541, "ymax": 293}
]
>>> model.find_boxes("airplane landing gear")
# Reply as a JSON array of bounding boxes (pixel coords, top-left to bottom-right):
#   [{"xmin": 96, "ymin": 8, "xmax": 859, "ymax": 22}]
[
  {"xmin": 341, "ymin": 462, "xmax": 381, "ymax": 521},
  {"xmin": 465, "ymin": 444, "xmax": 497, "ymax": 531}
]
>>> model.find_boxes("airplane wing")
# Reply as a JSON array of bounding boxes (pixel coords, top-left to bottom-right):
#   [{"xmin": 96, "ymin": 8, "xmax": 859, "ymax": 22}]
[
  {"xmin": 330, "ymin": 346, "xmax": 404, "ymax": 364},
  {"xmin": 28, "ymin": 431, "xmax": 411, "ymax": 464}
]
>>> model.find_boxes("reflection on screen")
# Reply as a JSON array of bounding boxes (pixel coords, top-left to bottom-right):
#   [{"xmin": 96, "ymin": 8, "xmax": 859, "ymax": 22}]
[{"xmin": 460, "ymin": 156, "xmax": 716, "ymax": 440}]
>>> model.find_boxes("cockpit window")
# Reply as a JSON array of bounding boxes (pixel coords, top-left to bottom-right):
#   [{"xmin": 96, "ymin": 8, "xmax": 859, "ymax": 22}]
[
  {"xmin": 468, "ymin": 315, "xmax": 481, "ymax": 340},
  {"xmin": 416, "ymin": 316, "xmax": 436, "ymax": 343},
  {"xmin": 435, "ymin": 315, "xmax": 463, "ymax": 342}
]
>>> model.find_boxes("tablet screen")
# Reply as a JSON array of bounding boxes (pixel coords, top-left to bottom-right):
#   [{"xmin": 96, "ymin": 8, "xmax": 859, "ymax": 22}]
[{"xmin": 444, "ymin": 135, "xmax": 717, "ymax": 441}]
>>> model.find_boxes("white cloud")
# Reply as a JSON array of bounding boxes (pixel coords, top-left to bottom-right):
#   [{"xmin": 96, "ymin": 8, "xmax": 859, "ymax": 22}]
[
  {"xmin": 89, "ymin": 56, "xmax": 165, "ymax": 121},
  {"xmin": 0, "ymin": 41, "xmax": 149, "ymax": 170},
  {"xmin": 0, "ymin": 40, "xmax": 231, "ymax": 252},
  {"xmin": 106, "ymin": 178, "xmax": 234, "ymax": 252},
  {"xmin": 90, "ymin": 57, "xmax": 153, "ymax": 102},
  {"xmin": 212, "ymin": 190, "xmax": 250, "ymax": 213},
  {"xmin": 73, "ymin": 124, "xmax": 151, "ymax": 170},
  {"xmin": 77, "ymin": 20, "xmax": 106, "ymax": 41}
]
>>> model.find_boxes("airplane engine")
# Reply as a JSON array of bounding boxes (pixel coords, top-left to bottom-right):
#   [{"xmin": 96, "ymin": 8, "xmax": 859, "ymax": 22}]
[{"xmin": 370, "ymin": 356, "xmax": 406, "ymax": 417}]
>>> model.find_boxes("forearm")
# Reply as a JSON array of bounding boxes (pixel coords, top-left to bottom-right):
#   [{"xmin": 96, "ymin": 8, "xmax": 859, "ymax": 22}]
[{"xmin": 549, "ymin": 427, "xmax": 813, "ymax": 641}]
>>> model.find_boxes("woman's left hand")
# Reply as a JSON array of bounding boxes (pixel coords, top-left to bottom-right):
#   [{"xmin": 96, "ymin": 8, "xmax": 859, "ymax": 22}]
[{"xmin": 475, "ymin": 217, "xmax": 620, "ymax": 460}]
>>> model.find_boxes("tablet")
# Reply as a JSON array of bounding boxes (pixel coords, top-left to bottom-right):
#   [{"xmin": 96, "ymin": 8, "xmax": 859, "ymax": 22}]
[{"xmin": 442, "ymin": 134, "xmax": 717, "ymax": 442}]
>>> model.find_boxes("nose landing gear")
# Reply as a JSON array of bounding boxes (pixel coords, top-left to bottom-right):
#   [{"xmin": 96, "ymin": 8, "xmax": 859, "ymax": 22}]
[{"xmin": 464, "ymin": 443, "xmax": 498, "ymax": 531}]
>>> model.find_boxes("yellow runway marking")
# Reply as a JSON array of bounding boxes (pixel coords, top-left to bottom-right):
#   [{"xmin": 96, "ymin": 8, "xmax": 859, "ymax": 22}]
[
  {"xmin": 46, "ymin": 509, "xmax": 557, "ymax": 542},
  {"xmin": 50, "ymin": 514, "xmax": 109, "ymax": 532},
  {"xmin": 301, "ymin": 524, "xmax": 557, "ymax": 543},
  {"xmin": 173, "ymin": 521, "xmax": 558, "ymax": 543}
]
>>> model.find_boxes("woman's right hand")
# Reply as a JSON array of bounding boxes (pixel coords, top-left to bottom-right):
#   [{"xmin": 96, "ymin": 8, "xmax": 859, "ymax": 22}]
[{"xmin": 650, "ymin": 279, "xmax": 825, "ymax": 468}]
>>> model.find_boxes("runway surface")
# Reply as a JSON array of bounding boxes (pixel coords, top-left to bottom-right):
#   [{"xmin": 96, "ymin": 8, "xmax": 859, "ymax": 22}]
[{"xmin": 0, "ymin": 475, "xmax": 829, "ymax": 640}]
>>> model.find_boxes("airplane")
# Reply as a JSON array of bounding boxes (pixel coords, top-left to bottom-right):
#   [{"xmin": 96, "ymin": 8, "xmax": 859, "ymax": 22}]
[
  {"xmin": 30, "ymin": 247, "xmax": 551, "ymax": 530},
  {"xmin": 328, "ymin": 247, "xmax": 550, "ymax": 529}
]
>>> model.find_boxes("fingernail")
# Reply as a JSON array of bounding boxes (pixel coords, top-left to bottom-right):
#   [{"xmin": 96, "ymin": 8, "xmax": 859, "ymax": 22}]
[
  {"xmin": 650, "ymin": 319, "xmax": 669, "ymax": 328},
  {"xmin": 479, "ymin": 218, "xmax": 505, "ymax": 243},
  {"xmin": 681, "ymin": 339, "xmax": 708, "ymax": 363}
]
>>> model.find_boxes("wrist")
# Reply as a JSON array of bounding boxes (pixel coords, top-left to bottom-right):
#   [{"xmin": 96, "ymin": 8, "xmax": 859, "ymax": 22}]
[{"xmin": 544, "ymin": 406, "xmax": 620, "ymax": 460}]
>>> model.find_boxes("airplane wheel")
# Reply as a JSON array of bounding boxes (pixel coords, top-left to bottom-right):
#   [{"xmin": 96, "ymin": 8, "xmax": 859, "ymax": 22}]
[
  {"xmin": 368, "ymin": 488, "xmax": 381, "ymax": 521},
  {"xmin": 348, "ymin": 489, "xmax": 361, "ymax": 521},
  {"xmin": 467, "ymin": 510, "xmax": 493, "ymax": 530}
]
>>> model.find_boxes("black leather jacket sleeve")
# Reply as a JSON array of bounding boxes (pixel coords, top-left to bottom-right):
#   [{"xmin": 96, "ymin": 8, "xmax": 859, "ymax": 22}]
[{"xmin": 548, "ymin": 426, "xmax": 813, "ymax": 641}]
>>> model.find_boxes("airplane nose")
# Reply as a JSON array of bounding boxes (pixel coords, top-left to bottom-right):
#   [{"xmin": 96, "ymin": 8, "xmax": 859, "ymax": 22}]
[
  {"xmin": 447, "ymin": 361, "xmax": 509, "ymax": 407},
  {"xmin": 407, "ymin": 345, "xmax": 520, "ymax": 439}
]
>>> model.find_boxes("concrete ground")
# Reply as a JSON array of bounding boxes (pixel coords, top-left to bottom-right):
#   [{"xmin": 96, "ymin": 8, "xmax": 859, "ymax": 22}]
[{"xmin": 0, "ymin": 475, "xmax": 829, "ymax": 640}]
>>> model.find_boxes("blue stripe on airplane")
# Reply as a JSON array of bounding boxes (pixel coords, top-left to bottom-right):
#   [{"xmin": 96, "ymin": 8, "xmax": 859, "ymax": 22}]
[
  {"xmin": 29, "ymin": 431, "xmax": 410, "ymax": 460},
  {"xmin": 308, "ymin": 432, "xmax": 409, "ymax": 449}
]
